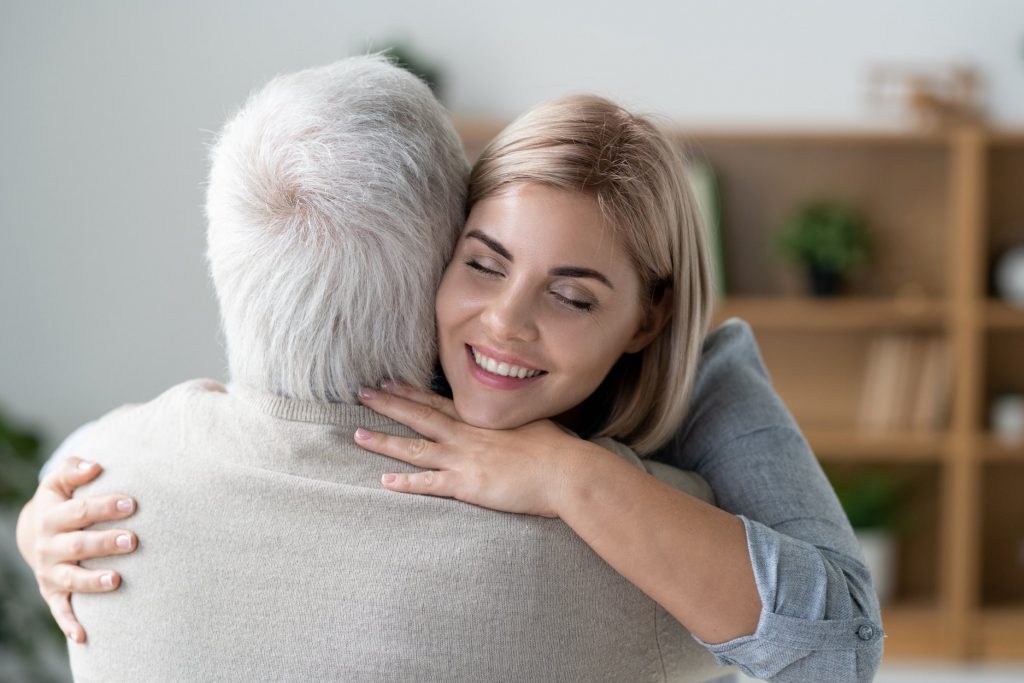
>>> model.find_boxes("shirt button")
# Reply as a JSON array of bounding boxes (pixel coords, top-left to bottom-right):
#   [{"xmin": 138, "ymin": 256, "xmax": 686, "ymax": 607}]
[{"xmin": 857, "ymin": 624, "xmax": 875, "ymax": 641}]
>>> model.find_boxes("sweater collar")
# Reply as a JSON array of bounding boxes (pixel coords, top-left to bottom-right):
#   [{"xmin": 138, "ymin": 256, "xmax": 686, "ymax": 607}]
[{"xmin": 232, "ymin": 384, "xmax": 399, "ymax": 428}]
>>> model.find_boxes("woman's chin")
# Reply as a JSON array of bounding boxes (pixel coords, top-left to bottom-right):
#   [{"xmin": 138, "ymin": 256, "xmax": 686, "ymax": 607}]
[{"xmin": 454, "ymin": 401, "xmax": 533, "ymax": 431}]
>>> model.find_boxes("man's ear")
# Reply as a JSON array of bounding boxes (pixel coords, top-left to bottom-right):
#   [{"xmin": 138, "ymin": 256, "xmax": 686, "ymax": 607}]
[{"xmin": 624, "ymin": 286, "xmax": 673, "ymax": 354}]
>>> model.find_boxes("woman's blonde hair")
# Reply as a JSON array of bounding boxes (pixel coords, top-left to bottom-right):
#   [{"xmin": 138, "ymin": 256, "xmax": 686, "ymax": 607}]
[{"xmin": 468, "ymin": 95, "xmax": 714, "ymax": 454}]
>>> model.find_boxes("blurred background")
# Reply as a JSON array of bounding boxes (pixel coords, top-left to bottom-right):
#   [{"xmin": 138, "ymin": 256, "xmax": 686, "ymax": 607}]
[{"xmin": 2, "ymin": 1, "xmax": 1023, "ymax": 681}]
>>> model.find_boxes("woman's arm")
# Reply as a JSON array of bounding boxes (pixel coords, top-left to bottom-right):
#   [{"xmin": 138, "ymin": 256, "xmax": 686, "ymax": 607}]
[
  {"xmin": 353, "ymin": 384, "xmax": 761, "ymax": 643},
  {"xmin": 653, "ymin": 319, "xmax": 884, "ymax": 682},
  {"xmin": 16, "ymin": 456, "xmax": 138, "ymax": 644},
  {"xmin": 557, "ymin": 439, "xmax": 763, "ymax": 644}
]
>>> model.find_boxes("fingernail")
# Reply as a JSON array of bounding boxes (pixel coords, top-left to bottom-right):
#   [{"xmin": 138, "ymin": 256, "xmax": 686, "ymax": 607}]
[
  {"xmin": 78, "ymin": 461, "xmax": 94, "ymax": 470},
  {"xmin": 116, "ymin": 534, "xmax": 132, "ymax": 549},
  {"xmin": 380, "ymin": 379, "xmax": 396, "ymax": 391},
  {"xmin": 358, "ymin": 387, "xmax": 377, "ymax": 400},
  {"xmin": 116, "ymin": 499, "xmax": 134, "ymax": 513},
  {"xmin": 382, "ymin": 473, "xmax": 397, "ymax": 484},
  {"xmin": 354, "ymin": 428, "xmax": 371, "ymax": 441},
  {"xmin": 100, "ymin": 573, "xmax": 114, "ymax": 588}
]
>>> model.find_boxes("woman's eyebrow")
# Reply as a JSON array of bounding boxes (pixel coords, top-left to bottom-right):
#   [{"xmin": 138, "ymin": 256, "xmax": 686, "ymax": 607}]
[
  {"xmin": 465, "ymin": 230, "xmax": 512, "ymax": 260},
  {"xmin": 550, "ymin": 266, "xmax": 614, "ymax": 290},
  {"xmin": 466, "ymin": 229, "xmax": 614, "ymax": 289}
]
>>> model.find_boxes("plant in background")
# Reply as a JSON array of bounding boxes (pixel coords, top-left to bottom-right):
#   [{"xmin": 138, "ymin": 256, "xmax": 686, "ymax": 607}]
[
  {"xmin": 829, "ymin": 469, "xmax": 906, "ymax": 532},
  {"xmin": 0, "ymin": 406, "xmax": 69, "ymax": 683},
  {"xmin": 826, "ymin": 467, "xmax": 908, "ymax": 606},
  {"xmin": 775, "ymin": 201, "xmax": 871, "ymax": 296}
]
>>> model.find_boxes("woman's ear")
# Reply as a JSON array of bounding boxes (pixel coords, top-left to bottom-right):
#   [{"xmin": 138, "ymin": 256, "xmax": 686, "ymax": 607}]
[{"xmin": 624, "ymin": 286, "xmax": 673, "ymax": 354}]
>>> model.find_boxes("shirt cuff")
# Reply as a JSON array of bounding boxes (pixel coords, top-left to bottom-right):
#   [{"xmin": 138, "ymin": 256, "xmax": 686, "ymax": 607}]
[{"xmin": 692, "ymin": 516, "xmax": 884, "ymax": 681}]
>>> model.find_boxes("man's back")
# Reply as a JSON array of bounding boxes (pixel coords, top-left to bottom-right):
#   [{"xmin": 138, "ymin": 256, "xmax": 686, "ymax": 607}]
[{"xmin": 69, "ymin": 380, "xmax": 724, "ymax": 682}]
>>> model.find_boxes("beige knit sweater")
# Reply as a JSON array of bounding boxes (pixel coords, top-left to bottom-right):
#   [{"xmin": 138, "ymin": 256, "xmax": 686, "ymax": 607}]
[{"xmin": 69, "ymin": 379, "xmax": 730, "ymax": 682}]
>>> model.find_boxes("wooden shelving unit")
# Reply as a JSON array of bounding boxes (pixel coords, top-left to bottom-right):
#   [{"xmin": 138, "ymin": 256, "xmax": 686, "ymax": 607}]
[{"xmin": 457, "ymin": 120, "xmax": 1024, "ymax": 662}]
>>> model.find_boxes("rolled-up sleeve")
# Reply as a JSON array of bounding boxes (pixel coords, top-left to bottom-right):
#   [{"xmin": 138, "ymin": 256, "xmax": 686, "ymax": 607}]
[{"xmin": 658, "ymin": 320, "xmax": 884, "ymax": 682}]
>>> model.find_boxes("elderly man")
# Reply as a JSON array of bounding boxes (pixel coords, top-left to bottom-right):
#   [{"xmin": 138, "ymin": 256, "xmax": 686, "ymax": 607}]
[{"xmin": 27, "ymin": 57, "xmax": 726, "ymax": 682}]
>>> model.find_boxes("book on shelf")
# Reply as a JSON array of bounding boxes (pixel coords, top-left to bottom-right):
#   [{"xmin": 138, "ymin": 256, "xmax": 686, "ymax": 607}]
[{"xmin": 858, "ymin": 333, "xmax": 951, "ymax": 433}]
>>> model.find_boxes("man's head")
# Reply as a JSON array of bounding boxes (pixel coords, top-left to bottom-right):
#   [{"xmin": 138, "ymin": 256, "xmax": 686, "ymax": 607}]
[{"xmin": 205, "ymin": 56, "xmax": 468, "ymax": 402}]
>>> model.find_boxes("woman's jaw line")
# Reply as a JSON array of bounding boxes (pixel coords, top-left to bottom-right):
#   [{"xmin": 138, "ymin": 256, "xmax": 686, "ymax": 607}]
[{"xmin": 464, "ymin": 344, "xmax": 547, "ymax": 390}]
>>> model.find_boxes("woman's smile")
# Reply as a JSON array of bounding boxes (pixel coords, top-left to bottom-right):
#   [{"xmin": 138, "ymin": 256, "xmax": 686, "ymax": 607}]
[{"xmin": 466, "ymin": 344, "xmax": 547, "ymax": 388}]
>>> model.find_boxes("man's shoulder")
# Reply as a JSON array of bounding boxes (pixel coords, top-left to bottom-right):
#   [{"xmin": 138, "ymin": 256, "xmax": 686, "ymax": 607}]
[
  {"xmin": 76, "ymin": 378, "xmax": 229, "ymax": 455},
  {"xmin": 90, "ymin": 378, "xmax": 227, "ymax": 426}
]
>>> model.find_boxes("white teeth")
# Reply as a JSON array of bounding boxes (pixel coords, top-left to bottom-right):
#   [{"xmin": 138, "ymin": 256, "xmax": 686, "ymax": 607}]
[{"xmin": 471, "ymin": 347, "xmax": 542, "ymax": 379}]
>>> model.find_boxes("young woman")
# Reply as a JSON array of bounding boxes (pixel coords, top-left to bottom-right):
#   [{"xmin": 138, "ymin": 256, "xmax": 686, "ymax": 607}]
[{"xmin": 18, "ymin": 95, "xmax": 883, "ymax": 682}]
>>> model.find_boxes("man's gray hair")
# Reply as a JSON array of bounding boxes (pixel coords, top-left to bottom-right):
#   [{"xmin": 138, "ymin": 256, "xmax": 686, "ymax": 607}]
[{"xmin": 206, "ymin": 56, "xmax": 468, "ymax": 402}]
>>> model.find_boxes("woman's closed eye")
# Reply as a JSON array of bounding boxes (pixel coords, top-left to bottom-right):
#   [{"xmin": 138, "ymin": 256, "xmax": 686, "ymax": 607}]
[
  {"xmin": 552, "ymin": 289, "xmax": 596, "ymax": 313},
  {"xmin": 465, "ymin": 258, "xmax": 503, "ymax": 277}
]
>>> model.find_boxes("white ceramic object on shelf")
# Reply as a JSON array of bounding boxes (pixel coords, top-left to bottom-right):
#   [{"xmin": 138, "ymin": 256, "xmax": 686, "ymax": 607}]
[
  {"xmin": 856, "ymin": 529, "xmax": 896, "ymax": 606},
  {"xmin": 991, "ymin": 394, "xmax": 1024, "ymax": 441},
  {"xmin": 995, "ymin": 244, "xmax": 1024, "ymax": 307}
]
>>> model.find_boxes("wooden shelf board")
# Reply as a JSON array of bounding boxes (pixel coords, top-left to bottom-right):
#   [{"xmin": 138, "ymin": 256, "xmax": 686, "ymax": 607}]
[
  {"xmin": 988, "ymin": 130, "xmax": 1024, "ymax": 146},
  {"xmin": 680, "ymin": 128, "xmax": 950, "ymax": 147},
  {"xmin": 881, "ymin": 604, "xmax": 953, "ymax": 660},
  {"xmin": 807, "ymin": 430, "xmax": 947, "ymax": 461},
  {"xmin": 978, "ymin": 607, "xmax": 1024, "ymax": 660},
  {"xmin": 714, "ymin": 297, "xmax": 947, "ymax": 331},
  {"xmin": 981, "ymin": 435, "xmax": 1024, "ymax": 461},
  {"xmin": 456, "ymin": 120, "xmax": 1024, "ymax": 151},
  {"xmin": 985, "ymin": 300, "xmax": 1024, "ymax": 330}
]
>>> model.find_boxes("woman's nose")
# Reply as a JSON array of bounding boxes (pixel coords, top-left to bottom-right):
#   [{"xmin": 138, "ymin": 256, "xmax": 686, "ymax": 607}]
[{"xmin": 481, "ymin": 288, "xmax": 539, "ymax": 343}]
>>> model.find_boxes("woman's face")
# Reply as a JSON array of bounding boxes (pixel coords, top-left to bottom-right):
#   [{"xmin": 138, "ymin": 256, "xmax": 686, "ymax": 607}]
[{"xmin": 435, "ymin": 182, "xmax": 657, "ymax": 430}]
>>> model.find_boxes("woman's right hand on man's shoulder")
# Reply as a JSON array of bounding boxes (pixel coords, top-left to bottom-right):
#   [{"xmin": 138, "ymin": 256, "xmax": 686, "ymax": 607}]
[{"xmin": 14, "ymin": 457, "xmax": 138, "ymax": 644}]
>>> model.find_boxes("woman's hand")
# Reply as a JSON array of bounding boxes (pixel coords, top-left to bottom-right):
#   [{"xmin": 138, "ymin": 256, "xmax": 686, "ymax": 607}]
[
  {"xmin": 354, "ymin": 383, "xmax": 588, "ymax": 518},
  {"xmin": 15, "ymin": 457, "xmax": 138, "ymax": 644}
]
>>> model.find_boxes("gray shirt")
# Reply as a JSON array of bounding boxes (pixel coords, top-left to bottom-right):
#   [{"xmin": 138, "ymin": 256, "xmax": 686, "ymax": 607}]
[{"xmin": 654, "ymin": 319, "xmax": 884, "ymax": 682}]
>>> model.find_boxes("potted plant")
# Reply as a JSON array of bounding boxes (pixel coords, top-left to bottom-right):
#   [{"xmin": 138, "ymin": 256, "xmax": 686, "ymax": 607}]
[
  {"xmin": 828, "ymin": 468, "xmax": 906, "ymax": 606},
  {"xmin": 775, "ymin": 201, "xmax": 871, "ymax": 296}
]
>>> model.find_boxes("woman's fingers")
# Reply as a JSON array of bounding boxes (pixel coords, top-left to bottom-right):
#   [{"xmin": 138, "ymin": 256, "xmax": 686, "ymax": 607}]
[
  {"xmin": 42, "ymin": 457, "xmax": 103, "ymax": 499},
  {"xmin": 357, "ymin": 387, "xmax": 455, "ymax": 440},
  {"xmin": 380, "ymin": 381, "xmax": 460, "ymax": 420},
  {"xmin": 354, "ymin": 429, "xmax": 447, "ymax": 469},
  {"xmin": 42, "ymin": 564, "xmax": 123, "ymax": 644},
  {"xmin": 41, "ymin": 562, "xmax": 123, "ymax": 595},
  {"xmin": 47, "ymin": 529, "xmax": 137, "ymax": 563},
  {"xmin": 47, "ymin": 593, "xmax": 87, "ymax": 644},
  {"xmin": 46, "ymin": 494, "xmax": 136, "ymax": 533},
  {"xmin": 380, "ymin": 469, "xmax": 457, "ymax": 499}
]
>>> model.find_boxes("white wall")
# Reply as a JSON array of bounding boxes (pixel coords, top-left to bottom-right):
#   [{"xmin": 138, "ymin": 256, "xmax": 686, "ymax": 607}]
[{"xmin": 1, "ymin": 0, "xmax": 1022, "ymax": 448}]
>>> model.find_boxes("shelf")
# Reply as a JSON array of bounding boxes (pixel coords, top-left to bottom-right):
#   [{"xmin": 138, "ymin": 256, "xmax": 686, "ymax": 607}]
[
  {"xmin": 679, "ymin": 128, "xmax": 951, "ymax": 147},
  {"xmin": 807, "ymin": 430, "xmax": 947, "ymax": 461},
  {"xmin": 989, "ymin": 130, "xmax": 1024, "ymax": 146},
  {"xmin": 985, "ymin": 300, "xmax": 1024, "ymax": 329},
  {"xmin": 714, "ymin": 297, "xmax": 947, "ymax": 331},
  {"xmin": 978, "ymin": 608, "xmax": 1024, "ymax": 660},
  {"xmin": 881, "ymin": 604, "xmax": 952, "ymax": 659},
  {"xmin": 982, "ymin": 435, "xmax": 1024, "ymax": 461}
]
